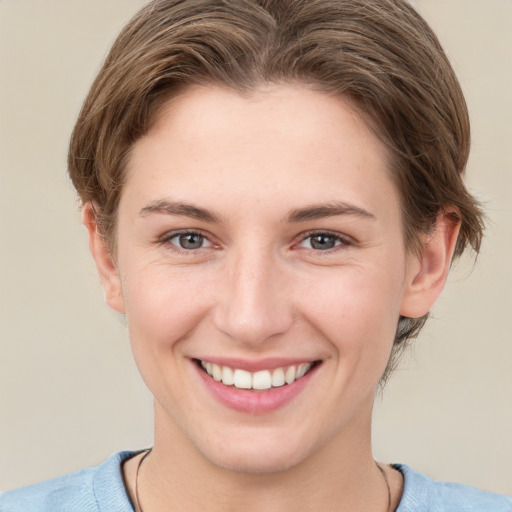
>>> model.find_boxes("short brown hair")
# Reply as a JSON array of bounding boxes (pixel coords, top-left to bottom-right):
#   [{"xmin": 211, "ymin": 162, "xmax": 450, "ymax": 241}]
[{"xmin": 68, "ymin": 0, "xmax": 484, "ymax": 380}]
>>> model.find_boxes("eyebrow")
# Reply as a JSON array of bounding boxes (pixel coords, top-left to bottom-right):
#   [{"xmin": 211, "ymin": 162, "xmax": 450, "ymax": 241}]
[
  {"xmin": 139, "ymin": 199, "xmax": 375, "ymax": 224},
  {"xmin": 287, "ymin": 201, "xmax": 376, "ymax": 223},
  {"xmin": 140, "ymin": 200, "xmax": 220, "ymax": 223}
]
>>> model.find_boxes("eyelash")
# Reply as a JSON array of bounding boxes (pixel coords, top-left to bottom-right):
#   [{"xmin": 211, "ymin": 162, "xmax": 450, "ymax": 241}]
[
  {"xmin": 298, "ymin": 230, "xmax": 353, "ymax": 253},
  {"xmin": 158, "ymin": 229, "xmax": 214, "ymax": 254},
  {"xmin": 157, "ymin": 229, "xmax": 353, "ymax": 255}
]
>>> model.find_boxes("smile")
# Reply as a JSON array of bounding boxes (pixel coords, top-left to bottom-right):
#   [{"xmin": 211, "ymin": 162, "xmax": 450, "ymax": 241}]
[{"xmin": 199, "ymin": 360, "xmax": 316, "ymax": 391}]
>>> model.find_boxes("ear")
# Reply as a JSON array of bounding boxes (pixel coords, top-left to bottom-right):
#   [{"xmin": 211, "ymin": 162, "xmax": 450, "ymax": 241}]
[
  {"xmin": 400, "ymin": 210, "xmax": 461, "ymax": 318},
  {"xmin": 82, "ymin": 203, "xmax": 126, "ymax": 314}
]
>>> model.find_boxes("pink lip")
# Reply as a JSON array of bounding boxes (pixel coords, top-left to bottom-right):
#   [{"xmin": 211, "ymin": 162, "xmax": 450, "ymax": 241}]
[
  {"xmin": 193, "ymin": 359, "xmax": 320, "ymax": 414},
  {"xmin": 193, "ymin": 356, "xmax": 316, "ymax": 372}
]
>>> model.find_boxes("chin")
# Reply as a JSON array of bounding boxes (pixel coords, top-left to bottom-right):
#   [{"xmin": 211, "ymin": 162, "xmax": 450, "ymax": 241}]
[
  {"xmin": 207, "ymin": 449, "xmax": 303, "ymax": 475},
  {"xmin": 194, "ymin": 429, "xmax": 316, "ymax": 475}
]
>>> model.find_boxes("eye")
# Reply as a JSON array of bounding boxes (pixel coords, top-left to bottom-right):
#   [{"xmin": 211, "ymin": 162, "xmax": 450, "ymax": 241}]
[
  {"xmin": 299, "ymin": 232, "xmax": 348, "ymax": 251},
  {"xmin": 167, "ymin": 231, "xmax": 212, "ymax": 250}
]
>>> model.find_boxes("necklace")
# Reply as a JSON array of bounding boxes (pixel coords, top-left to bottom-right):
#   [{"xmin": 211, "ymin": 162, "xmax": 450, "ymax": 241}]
[
  {"xmin": 377, "ymin": 463, "xmax": 393, "ymax": 512},
  {"xmin": 134, "ymin": 450, "xmax": 392, "ymax": 512},
  {"xmin": 134, "ymin": 448, "xmax": 152, "ymax": 512}
]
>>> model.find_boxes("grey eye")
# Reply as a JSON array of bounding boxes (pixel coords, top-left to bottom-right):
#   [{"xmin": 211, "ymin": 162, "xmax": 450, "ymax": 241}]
[
  {"xmin": 300, "ymin": 233, "xmax": 343, "ymax": 251},
  {"xmin": 310, "ymin": 234, "xmax": 337, "ymax": 250},
  {"xmin": 172, "ymin": 232, "xmax": 209, "ymax": 250}
]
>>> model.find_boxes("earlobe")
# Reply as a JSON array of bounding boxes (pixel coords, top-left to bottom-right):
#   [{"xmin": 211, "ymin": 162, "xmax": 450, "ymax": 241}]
[
  {"xmin": 82, "ymin": 204, "xmax": 126, "ymax": 314},
  {"xmin": 400, "ymin": 210, "xmax": 461, "ymax": 319}
]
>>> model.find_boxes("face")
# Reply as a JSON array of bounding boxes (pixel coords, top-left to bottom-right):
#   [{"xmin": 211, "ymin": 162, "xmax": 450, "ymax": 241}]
[{"xmin": 93, "ymin": 84, "xmax": 432, "ymax": 473}]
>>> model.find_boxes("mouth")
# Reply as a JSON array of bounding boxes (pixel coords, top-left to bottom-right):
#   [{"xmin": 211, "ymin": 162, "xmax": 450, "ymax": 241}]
[{"xmin": 194, "ymin": 359, "xmax": 321, "ymax": 391}]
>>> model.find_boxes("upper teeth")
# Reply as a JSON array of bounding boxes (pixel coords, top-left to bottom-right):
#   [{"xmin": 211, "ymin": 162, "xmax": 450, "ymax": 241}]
[{"xmin": 200, "ymin": 361, "xmax": 313, "ymax": 390}]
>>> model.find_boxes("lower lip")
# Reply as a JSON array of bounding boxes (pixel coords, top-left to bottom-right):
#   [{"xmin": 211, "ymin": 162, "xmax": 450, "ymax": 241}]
[{"xmin": 195, "ymin": 362, "xmax": 319, "ymax": 414}]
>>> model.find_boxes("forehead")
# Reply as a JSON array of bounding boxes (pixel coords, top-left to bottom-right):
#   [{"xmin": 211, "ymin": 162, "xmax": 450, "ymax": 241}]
[
  {"xmin": 148, "ymin": 84, "xmax": 388, "ymax": 167},
  {"xmin": 123, "ymin": 84, "xmax": 399, "ymax": 226}
]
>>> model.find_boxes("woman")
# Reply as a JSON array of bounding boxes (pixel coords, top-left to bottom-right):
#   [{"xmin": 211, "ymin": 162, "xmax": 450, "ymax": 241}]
[{"xmin": 1, "ymin": 0, "xmax": 510, "ymax": 510}]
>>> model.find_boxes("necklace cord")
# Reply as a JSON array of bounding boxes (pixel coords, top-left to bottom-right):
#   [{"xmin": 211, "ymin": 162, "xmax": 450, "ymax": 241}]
[
  {"xmin": 134, "ymin": 448, "xmax": 152, "ymax": 512},
  {"xmin": 377, "ymin": 462, "xmax": 392, "ymax": 512},
  {"xmin": 134, "ymin": 451, "xmax": 392, "ymax": 512}
]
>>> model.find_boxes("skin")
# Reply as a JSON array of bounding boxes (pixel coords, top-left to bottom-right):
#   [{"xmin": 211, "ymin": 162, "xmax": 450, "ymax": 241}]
[{"xmin": 85, "ymin": 84, "xmax": 460, "ymax": 512}]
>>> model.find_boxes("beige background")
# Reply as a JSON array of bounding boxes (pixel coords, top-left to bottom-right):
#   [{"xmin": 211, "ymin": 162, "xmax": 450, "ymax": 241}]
[{"xmin": 0, "ymin": 0, "xmax": 511, "ymax": 495}]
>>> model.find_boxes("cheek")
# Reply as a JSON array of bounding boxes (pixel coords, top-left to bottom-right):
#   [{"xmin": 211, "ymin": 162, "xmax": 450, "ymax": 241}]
[
  {"xmin": 121, "ymin": 262, "xmax": 214, "ymax": 350},
  {"xmin": 297, "ymin": 261, "xmax": 405, "ymax": 356},
  {"xmin": 119, "ymin": 263, "xmax": 217, "ymax": 404}
]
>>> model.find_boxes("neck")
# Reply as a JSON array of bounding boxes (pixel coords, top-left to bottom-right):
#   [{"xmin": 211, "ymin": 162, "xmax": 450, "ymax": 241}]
[{"xmin": 136, "ymin": 398, "xmax": 391, "ymax": 512}]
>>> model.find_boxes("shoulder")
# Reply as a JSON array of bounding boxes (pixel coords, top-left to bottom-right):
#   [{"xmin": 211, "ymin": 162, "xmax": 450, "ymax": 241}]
[
  {"xmin": 396, "ymin": 464, "xmax": 512, "ymax": 512},
  {"xmin": 0, "ymin": 467, "xmax": 97, "ymax": 512},
  {"xmin": 0, "ymin": 451, "xmax": 138, "ymax": 512}
]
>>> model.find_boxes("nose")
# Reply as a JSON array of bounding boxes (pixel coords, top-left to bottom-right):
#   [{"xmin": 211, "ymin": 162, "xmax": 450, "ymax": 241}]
[{"xmin": 212, "ymin": 249, "xmax": 294, "ymax": 347}]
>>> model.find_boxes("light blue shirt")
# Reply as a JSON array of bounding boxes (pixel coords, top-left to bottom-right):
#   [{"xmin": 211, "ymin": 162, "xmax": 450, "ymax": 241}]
[{"xmin": 1, "ymin": 451, "xmax": 511, "ymax": 511}]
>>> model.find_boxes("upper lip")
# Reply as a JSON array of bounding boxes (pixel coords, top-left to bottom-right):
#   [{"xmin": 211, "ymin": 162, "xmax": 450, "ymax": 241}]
[{"xmin": 192, "ymin": 357, "xmax": 320, "ymax": 372}]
